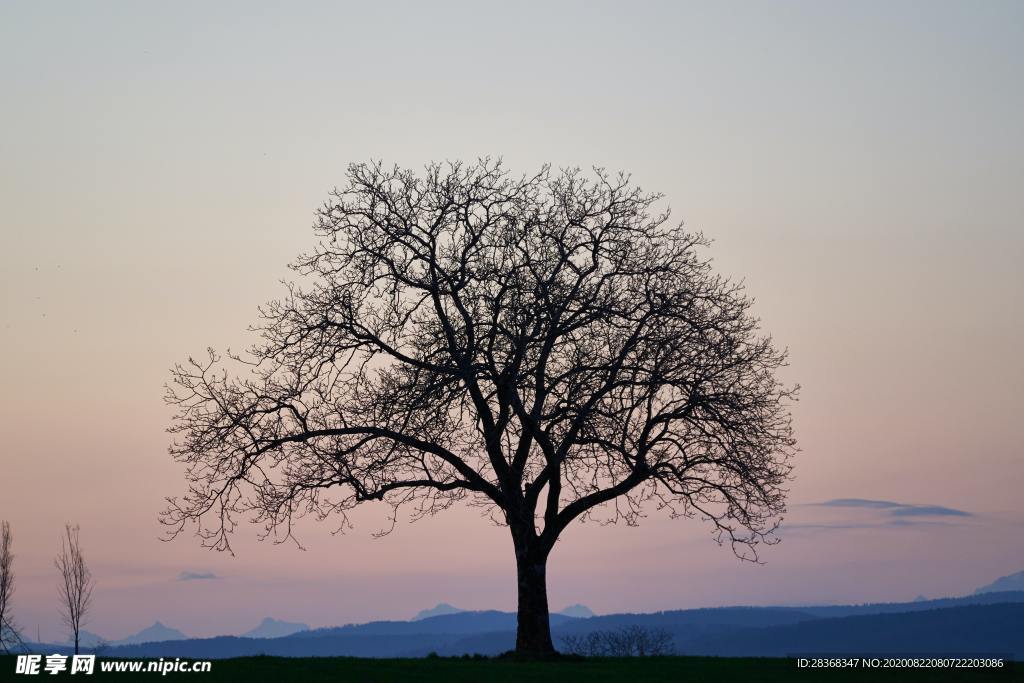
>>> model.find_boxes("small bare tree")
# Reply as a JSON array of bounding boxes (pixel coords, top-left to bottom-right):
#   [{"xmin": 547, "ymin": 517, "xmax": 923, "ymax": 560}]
[
  {"xmin": 55, "ymin": 524, "xmax": 94, "ymax": 655},
  {"xmin": 0, "ymin": 520, "xmax": 23, "ymax": 654}
]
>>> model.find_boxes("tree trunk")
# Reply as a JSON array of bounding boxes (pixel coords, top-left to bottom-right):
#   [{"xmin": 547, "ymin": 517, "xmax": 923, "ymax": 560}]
[{"xmin": 513, "ymin": 539, "xmax": 555, "ymax": 656}]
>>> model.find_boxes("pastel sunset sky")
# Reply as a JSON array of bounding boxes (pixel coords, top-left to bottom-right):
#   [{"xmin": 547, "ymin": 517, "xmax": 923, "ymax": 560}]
[{"xmin": 1, "ymin": 1, "xmax": 1022, "ymax": 642}]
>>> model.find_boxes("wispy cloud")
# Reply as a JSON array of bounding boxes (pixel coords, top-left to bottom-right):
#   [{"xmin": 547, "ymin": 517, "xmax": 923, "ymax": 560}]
[
  {"xmin": 817, "ymin": 499, "xmax": 972, "ymax": 518},
  {"xmin": 888, "ymin": 505, "xmax": 971, "ymax": 518},
  {"xmin": 818, "ymin": 498, "xmax": 905, "ymax": 509},
  {"xmin": 782, "ymin": 498, "xmax": 975, "ymax": 534},
  {"xmin": 782, "ymin": 522, "xmax": 879, "ymax": 531},
  {"xmin": 176, "ymin": 571, "xmax": 220, "ymax": 581}
]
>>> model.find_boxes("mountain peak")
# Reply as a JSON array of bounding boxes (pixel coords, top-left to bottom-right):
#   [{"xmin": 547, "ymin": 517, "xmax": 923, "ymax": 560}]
[
  {"xmin": 974, "ymin": 569, "xmax": 1024, "ymax": 595},
  {"xmin": 558, "ymin": 604, "xmax": 595, "ymax": 618},
  {"xmin": 113, "ymin": 621, "xmax": 187, "ymax": 646},
  {"xmin": 240, "ymin": 617, "xmax": 309, "ymax": 639},
  {"xmin": 413, "ymin": 603, "xmax": 465, "ymax": 620}
]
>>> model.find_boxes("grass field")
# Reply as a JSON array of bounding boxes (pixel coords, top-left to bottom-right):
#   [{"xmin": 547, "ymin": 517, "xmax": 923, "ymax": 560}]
[{"xmin": 2, "ymin": 655, "xmax": 1020, "ymax": 681}]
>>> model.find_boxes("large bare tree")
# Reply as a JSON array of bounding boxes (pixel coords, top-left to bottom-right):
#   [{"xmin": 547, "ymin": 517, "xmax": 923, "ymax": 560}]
[
  {"xmin": 55, "ymin": 524, "xmax": 94, "ymax": 655},
  {"xmin": 165, "ymin": 160, "xmax": 796, "ymax": 655}
]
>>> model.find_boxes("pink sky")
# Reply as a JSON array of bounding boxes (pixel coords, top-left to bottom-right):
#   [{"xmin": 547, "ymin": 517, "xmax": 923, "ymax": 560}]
[{"xmin": 1, "ymin": 2, "xmax": 1022, "ymax": 642}]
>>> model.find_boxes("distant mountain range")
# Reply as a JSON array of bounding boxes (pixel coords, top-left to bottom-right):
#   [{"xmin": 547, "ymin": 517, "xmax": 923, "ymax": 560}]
[
  {"xmin": 413, "ymin": 602, "xmax": 594, "ymax": 621},
  {"xmin": 32, "ymin": 590, "xmax": 1023, "ymax": 660},
  {"xmin": 61, "ymin": 617, "xmax": 303, "ymax": 648},
  {"xmin": 67, "ymin": 622, "xmax": 186, "ymax": 648},
  {"xmin": 31, "ymin": 570, "xmax": 1022, "ymax": 660}
]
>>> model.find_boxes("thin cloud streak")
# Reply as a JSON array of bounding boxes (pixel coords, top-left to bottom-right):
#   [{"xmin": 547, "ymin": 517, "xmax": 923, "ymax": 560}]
[
  {"xmin": 781, "ymin": 497, "xmax": 976, "ymax": 535},
  {"xmin": 176, "ymin": 571, "xmax": 220, "ymax": 582},
  {"xmin": 816, "ymin": 499, "xmax": 972, "ymax": 518}
]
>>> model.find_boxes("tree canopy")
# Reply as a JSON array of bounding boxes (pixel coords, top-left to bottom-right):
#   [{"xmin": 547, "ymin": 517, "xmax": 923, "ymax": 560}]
[{"xmin": 165, "ymin": 160, "xmax": 796, "ymax": 654}]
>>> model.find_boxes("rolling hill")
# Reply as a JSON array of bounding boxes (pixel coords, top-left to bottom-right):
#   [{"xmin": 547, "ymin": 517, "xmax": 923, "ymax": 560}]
[{"xmin": 75, "ymin": 591, "xmax": 1024, "ymax": 660}]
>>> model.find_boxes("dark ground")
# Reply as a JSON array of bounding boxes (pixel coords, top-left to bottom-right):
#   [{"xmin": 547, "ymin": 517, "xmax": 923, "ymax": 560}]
[{"xmin": 1, "ymin": 655, "xmax": 1020, "ymax": 681}]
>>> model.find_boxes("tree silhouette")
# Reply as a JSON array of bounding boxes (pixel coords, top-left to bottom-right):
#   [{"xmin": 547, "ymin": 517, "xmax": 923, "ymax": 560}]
[
  {"xmin": 164, "ymin": 160, "xmax": 796, "ymax": 655},
  {"xmin": 55, "ymin": 524, "xmax": 94, "ymax": 655},
  {"xmin": 0, "ymin": 520, "xmax": 25, "ymax": 654}
]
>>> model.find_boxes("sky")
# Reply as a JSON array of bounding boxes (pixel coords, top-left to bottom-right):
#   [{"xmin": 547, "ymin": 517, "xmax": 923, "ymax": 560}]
[{"xmin": 1, "ymin": 1, "xmax": 1022, "ymax": 642}]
